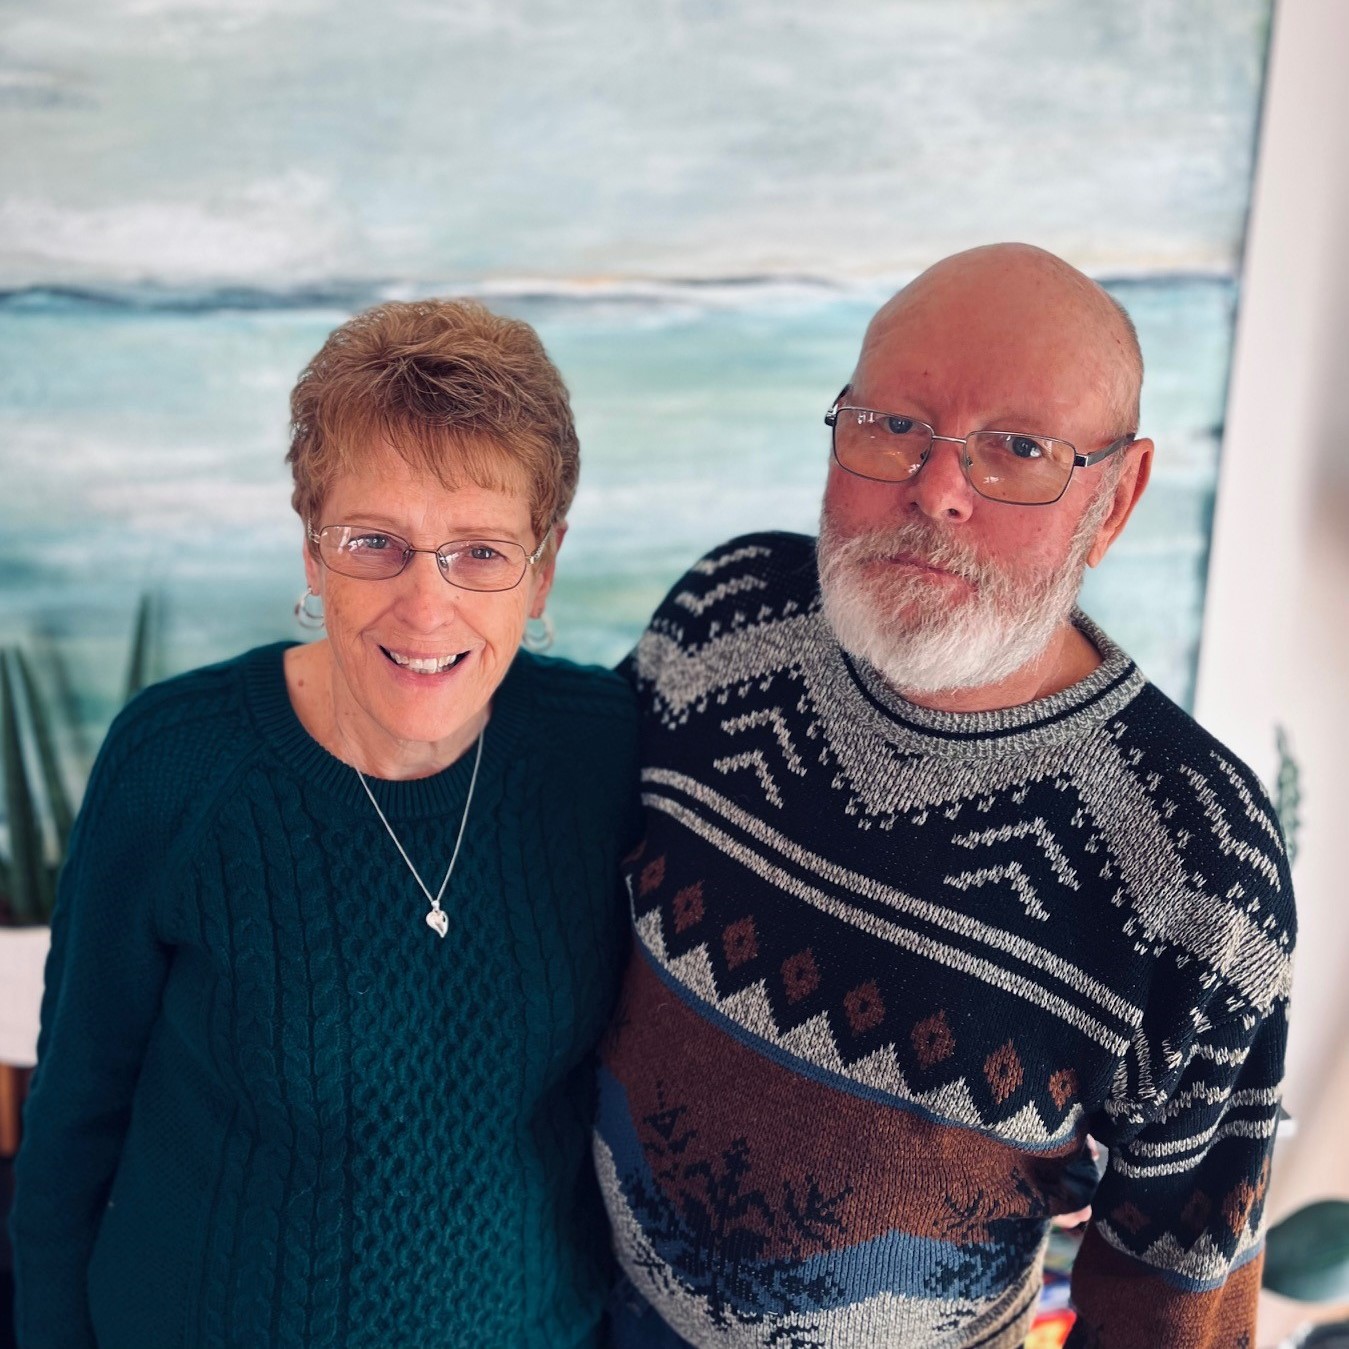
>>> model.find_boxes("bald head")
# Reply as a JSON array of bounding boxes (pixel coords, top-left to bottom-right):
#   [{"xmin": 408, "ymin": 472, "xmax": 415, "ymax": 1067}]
[
  {"xmin": 822, "ymin": 243, "xmax": 1156, "ymax": 706},
  {"xmin": 860, "ymin": 243, "xmax": 1143, "ymax": 438}
]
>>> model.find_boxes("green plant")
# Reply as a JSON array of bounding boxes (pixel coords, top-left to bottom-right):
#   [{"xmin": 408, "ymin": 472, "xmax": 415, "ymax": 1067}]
[
  {"xmin": 1264, "ymin": 1201, "xmax": 1349, "ymax": 1303},
  {"xmin": 0, "ymin": 597, "xmax": 158, "ymax": 926},
  {"xmin": 1, "ymin": 650, "xmax": 64, "ymax": 923},
  {"xmin": 1274, "ymin": 724, "xmax": 1302, "ymax": 866},
  {"xmin": 124, "ymin": 591, "xmax": 155, "ymax": 702}
]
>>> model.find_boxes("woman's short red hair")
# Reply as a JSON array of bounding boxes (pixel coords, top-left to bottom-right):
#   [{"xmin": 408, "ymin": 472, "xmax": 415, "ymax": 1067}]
[{"xmin": 287, "ymin": 298, "xmax": 579, "ymax": 544}]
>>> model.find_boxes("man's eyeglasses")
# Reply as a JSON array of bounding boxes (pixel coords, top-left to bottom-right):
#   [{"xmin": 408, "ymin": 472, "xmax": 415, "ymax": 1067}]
[
  {"xmin": 825, "ymin": 393, "xmax": 1134, "ymax": 506},
  {"xmin": 309, "ymin": 524, "xmax": 550, "ymax": 592}
]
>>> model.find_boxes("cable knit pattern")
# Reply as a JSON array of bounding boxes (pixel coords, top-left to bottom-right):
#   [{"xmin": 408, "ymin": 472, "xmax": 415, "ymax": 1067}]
[
  {"xmin": 595, "ymin": 532, "xmax": 1295, "ymax": 1349},
  {"xmin": 12, "ymin": 642, "xmax": 639, "ymax": 1349}
]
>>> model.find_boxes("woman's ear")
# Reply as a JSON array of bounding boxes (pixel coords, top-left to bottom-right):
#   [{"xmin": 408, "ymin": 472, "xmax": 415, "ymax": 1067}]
[
  {"xmin": 303, "ymin": 528, "xmax": 322, "ymax": 595},
  {"xmin": 530, "ymin": 522, "xmax": 567, "ymax": 618}
]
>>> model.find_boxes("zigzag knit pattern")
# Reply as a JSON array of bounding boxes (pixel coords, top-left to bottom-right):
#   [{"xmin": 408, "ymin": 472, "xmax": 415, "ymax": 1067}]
[
  {"xmin": 13, "ymin": 642, "xmax": 639, "ymax": 1349},
  {"xmin": 595, "ymin": 532, "xmax": 1295, "ymax": 1349}
]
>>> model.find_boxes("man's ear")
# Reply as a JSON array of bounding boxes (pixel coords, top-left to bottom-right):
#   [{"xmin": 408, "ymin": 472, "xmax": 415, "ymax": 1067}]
[
  {"xmin": 530, "ymin": 521, "xmax": 567, "ymax": 618},
  {"xmin": 1087, "ymin": 438, "xmax": 1153, "ymax": 568}
]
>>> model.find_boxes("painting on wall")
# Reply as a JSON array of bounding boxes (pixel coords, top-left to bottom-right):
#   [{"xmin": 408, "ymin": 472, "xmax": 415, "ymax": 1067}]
[{"xmin": 0, "ymin": 0, "xmax": 1272, "ymax": 783}]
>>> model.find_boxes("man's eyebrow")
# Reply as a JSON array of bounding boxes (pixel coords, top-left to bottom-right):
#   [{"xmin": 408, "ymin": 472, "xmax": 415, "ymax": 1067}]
[
  {"xmin": 852, "ymin": 392, "xmax": 930, "ymax": 415},
  {"xmin": 978, "ymin": 415, "xmax": 1060, "ymax": 433},
  {"xmin": 856, "ymin": 400, "xmax": 1060, "ymax": 435}
]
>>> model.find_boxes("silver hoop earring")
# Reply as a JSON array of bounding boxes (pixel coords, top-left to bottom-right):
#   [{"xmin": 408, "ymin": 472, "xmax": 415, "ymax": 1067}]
[
  {"xmin": 523, "ymin": 612, "xmax": 554, "ymax": 653},
  {"xmin": 295, "ymin": 586, "xmax": 325, "ymax": 630}
]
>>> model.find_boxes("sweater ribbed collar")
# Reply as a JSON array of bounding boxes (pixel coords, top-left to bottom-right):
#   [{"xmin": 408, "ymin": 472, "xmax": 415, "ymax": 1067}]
[
  {"xmin": 827, "ymin": 609, "xmax": 1147, "ymax": 760},
  {"xmin": 240, "ymin": 641, "xmax": 532, "ymax": 819}
]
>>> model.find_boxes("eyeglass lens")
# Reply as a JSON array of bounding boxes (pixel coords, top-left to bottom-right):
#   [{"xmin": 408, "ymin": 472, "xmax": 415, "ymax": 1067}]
[
  {"xmin": 832, "ymin": 409, "xmax": 1076, "ymax": 505},
  {"xmin": 316, "ymin": 526, "xmax": 529, "ymax": 591}
]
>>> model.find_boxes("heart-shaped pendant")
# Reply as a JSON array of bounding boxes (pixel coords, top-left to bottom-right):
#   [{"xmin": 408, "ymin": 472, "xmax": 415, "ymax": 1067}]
[{"xmin": 425, "ymin": 908, "xmax": 449, "ymax": 939}]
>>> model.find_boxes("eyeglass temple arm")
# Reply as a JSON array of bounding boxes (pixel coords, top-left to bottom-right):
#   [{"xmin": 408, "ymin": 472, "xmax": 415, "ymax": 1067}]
[
  {"xmin": 527, "ymin": 527, "xmax": 553, "ymax": 565},
  {"xmin": 1075, "ymin": 434, "xmax": 1135, "ymax": 468},
  {"xmin": 823, "ymin": 384, "xmax": 853, "ymax": 428}
]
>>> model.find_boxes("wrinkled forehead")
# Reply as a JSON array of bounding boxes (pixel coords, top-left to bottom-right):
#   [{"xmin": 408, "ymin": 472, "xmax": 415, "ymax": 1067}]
[
  {"xmin": 853, "ymin": 289, "xmax": 1126, "ymax": 437},
  {"xmin": 317, "ymin": 419, "xmax": 534, "ymax": 516}
]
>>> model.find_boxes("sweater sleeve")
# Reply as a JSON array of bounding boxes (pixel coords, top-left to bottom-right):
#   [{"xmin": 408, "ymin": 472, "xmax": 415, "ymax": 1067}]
[
  {"xmin": 10, "ymin": 718, "xmax": 178, "ymax": 1349},
  {"xmin": 1067, "ymin": 997, "xmax": 1289, "ymax": 1349}
]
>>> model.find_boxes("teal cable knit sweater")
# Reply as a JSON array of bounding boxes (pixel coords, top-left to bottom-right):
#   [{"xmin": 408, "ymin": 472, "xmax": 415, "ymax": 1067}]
[{"xmin": 11, "ymin": 642, "xmax": 640, "ymax": 1349}]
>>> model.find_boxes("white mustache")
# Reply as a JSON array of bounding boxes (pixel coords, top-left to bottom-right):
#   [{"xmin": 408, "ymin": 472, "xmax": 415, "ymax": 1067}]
[
  {"xmin": 816, "ymin": 485, "xmax": 1113, "ymax": 694},
  {"xmin": 826, "ymin": 523, "xmax": 1008, "ymax": 598}
]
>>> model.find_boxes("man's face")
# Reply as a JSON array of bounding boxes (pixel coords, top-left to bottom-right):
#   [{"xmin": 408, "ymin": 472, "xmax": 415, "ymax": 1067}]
[{"xmin": 818, "ymin": 280, "xmax": 1130, "ymax": 694}]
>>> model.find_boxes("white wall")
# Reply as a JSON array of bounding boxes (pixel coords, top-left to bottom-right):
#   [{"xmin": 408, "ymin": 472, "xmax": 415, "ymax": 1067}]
[{"xmin": 1194, "ymin": 0, "xmax": 1349, "ymax": 1215}]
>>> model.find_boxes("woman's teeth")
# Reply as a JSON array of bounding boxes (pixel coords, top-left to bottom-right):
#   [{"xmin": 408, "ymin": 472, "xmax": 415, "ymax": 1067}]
[{"xmin": 386, "ymin": 649, "xmax": 464, "ymax": 674}]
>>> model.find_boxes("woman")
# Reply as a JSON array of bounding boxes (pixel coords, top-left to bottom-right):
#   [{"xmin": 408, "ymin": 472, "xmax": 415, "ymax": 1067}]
[{"xmin": 12, "ymin": 300, "xmax": 639, "ymax": 1348}]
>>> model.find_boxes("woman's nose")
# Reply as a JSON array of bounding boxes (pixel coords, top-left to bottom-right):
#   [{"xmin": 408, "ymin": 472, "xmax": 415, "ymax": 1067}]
[{"xmin": 393, "ymin": 550, "xmax": 456, "ymax": 626}]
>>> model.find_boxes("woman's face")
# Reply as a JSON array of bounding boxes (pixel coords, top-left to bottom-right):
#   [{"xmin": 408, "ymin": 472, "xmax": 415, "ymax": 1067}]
[{"xmin": 303, "ymin": 443, "xmax": 555, "ymax": 773}]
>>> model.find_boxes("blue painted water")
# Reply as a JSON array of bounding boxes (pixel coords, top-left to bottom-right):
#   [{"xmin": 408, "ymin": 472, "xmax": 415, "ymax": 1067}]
[{"xmin": 0, "ymin": 275, "xmax": 1232, "ymax": 784}]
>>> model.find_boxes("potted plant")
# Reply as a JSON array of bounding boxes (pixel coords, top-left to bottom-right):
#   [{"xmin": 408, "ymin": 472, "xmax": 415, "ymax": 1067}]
[
  {"xmin": 1264, "ymin": 1200, "xmax": 1349, "ymax": 1347},
  {"xmin": 0, "ymin": 597, "xmax": 156, "ymax": 1156}
]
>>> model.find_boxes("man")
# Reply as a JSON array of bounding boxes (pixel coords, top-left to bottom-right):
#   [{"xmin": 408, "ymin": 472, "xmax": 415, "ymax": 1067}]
[{"xmin": 596, "ymin": 244, "xmax": 1294, "ymax": 1349}]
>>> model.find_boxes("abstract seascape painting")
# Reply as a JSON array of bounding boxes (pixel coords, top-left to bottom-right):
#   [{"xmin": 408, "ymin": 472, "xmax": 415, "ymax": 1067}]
[{"xmin": 0, "ymin": 0, "xmax": 1273, "ymax": 770}]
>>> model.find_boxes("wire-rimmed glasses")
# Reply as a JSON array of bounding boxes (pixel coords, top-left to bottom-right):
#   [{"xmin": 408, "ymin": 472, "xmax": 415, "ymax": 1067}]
[
  {"xmin": 825, "ymin": 392, "xmax": 1134, "ymax": 506},
  {"xmin": 309, "ymin": 524, "xmax": 550, "ymax": 592}
]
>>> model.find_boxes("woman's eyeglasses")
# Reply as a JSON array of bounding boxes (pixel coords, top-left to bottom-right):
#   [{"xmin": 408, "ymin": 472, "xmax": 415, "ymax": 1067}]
[{"xmin": 309, "ymin": 524, "xmax": 550, "ymax": 592}]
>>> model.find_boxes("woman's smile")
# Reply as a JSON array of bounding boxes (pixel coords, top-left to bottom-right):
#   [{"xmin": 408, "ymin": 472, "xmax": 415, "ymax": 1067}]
[
  {"xmin": 296, "ymin": 446, "xmax": 555, "ymax": 780},
  {"xmin": 380, "ymin": 645, "xmax": 472, "ymax": 675}
]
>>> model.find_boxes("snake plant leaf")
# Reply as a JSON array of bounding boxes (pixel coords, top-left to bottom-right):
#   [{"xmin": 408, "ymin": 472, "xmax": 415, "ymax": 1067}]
[
  {"xmin": 1263, "ymin": 1200, "xmax": 1349, "ymax": 1301},
  {"xmin": 1, "ymin": 651, "xmax": 53, "ymax": 924},
  {"xmin": 124, "ymin": 592, "xmax": 154, "ymax": 702},
  {"xmin": 32, "ymin": 630, "xmax": 92, "ymax": 767},
  {"xmin": 14, "ymin": 647, "xmax": 75, "ymax": 856}
]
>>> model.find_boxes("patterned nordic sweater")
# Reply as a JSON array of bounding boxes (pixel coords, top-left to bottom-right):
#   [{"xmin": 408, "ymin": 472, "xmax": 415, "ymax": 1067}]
[
  {"xmin": 595, "ymin": 533, "xmax": 1295, "ymax": 1349},
  {"xmin": 12, "ymin": 642, "xmax": 640, "ymax": 1349}
]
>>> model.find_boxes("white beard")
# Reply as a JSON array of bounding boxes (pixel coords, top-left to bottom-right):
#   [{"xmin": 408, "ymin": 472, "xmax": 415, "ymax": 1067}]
[{"xmin": 817, "ymin": 491, "xmax": 1112, "ymax": 696}]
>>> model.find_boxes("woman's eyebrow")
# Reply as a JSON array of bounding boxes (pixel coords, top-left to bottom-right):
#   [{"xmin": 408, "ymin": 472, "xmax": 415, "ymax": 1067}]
[
  {"xmin": 339, "ymin": 514, "xmax": 405, "ymax": 528},
  {"xmin": 341, "ymin": 514, "xmax": 528, "ymax": 541}
]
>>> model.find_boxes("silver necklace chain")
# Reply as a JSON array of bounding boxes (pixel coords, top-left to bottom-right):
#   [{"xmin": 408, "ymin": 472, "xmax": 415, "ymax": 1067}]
[{"xmin": 352, "ymin": 728, "xmax": 485, "ymax": 939}]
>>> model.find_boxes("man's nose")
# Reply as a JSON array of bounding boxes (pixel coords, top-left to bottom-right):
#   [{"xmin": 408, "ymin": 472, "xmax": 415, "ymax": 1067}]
[{"xmin": 904, "ymin": 437, "xmax": 976, "ymax": 523}]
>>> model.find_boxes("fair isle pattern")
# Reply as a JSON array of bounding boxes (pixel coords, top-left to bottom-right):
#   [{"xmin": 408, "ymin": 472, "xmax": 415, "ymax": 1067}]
[
  {"xmin": 594, "ymin": 1124, "xmax": 1043, "ymax": 1349},
  {"xmin": 596, "ymin": 532, "xmax": 1294, "ymax": 1349}
]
